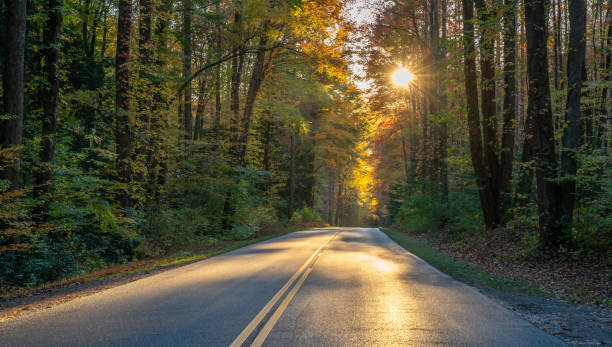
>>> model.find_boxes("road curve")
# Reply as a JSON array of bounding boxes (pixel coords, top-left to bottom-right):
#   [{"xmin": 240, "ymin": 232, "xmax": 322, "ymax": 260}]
[{"xmin": 0, "ymin": 228, "xmax": 566, "ymax": 346}]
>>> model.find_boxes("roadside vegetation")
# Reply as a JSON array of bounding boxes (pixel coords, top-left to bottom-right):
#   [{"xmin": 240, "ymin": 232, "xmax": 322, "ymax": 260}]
[
  {"xmin": 361, "ymin": 0, "xmax": 611, "ymax": 305},
  {"xmin": 0, "ymin": 0, "xmax": 368, "ymax": 292}
]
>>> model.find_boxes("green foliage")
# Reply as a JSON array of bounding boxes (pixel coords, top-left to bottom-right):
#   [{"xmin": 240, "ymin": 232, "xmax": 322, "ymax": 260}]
[
  {"xmin": 394, "ymin": 192, "xmax": 444, "ymax": 233},
  {"xmin": 392, "ymin": 187, "xmax": 483, "ymax": 234},
  {"xmin": 289, "ymin": 206, "xmax": 323, "ymax": 225},
  {"xmin": 571, "ymin": 149, "xmax": 612, "ymax": 254}
]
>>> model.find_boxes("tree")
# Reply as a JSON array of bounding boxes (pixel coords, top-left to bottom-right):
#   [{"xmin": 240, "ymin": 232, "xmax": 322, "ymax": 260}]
[
  {"xmin": 1, "ymin": 0, "xmax": 27, "ymax": 188},
  {"xmin": 462, "ymin": 0, "xmax": 499, "ymax": 228},
  {"xmin": 182, "ymin": 0, "xmax": 193, "ymax": 142},
  {"xmin": 500, "ymin": 0, "xmax": 517, "ymax": 207},
  {"xmin": 115, "ymin": 0, "xmax": 133, "ymax": 208},
  {"xmin": 560, "ymin": 0, "xmax": 587, "ymax": 233},
  {"xmin": 34, "ymin": 0, "xmax": 63, "ymax": 216},
  {"xmin": 524, "ymin": 0, "xmax": 565, "ymax": 249}
]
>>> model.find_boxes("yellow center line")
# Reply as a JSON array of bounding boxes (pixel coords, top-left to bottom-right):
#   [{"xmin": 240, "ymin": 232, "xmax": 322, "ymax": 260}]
[
  {"xmin": 250, "ymin": 262, "xmax": 317, "ymax": 347},
  {"xmin": 229, "ymin": 231, "xmax": 337, "ymax": 347}
]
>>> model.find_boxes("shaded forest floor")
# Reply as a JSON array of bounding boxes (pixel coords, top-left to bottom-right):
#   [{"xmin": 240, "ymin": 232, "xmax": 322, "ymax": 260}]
[
  {"xmin": 420, "ymin": 227, "xmax": 611, "ymax": 306},
  {"xmin": 0, "ymin": 223, "xmax": 324, "ymax": 322},
  {"xmin": 385, "ymin": 228, "xmax": 612, "ymax": 346}
]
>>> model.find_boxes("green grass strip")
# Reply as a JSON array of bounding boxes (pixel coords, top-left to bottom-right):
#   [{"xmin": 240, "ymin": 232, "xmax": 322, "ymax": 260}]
[{"xmin": 382, "ymin": 228, "xmax": 548, "ymax": 296}]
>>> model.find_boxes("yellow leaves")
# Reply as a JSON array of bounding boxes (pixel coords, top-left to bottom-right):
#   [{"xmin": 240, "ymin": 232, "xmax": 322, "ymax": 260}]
[
  {"xmin": 352, "ymin": 140, "xmax": 377, "ymax": 211},
  {"xmin": 288, "ymin": 0, "xmax": 351, "ymax": 82}
]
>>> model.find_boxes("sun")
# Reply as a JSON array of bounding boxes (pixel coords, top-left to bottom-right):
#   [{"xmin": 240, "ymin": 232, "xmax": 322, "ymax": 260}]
[{"xmin": 391, "ymin": 68, "xmax": 414, "ymax": 87}]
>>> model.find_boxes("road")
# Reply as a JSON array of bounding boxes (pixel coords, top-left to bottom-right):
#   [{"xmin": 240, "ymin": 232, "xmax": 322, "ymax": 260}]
[{"xmin": 1, "ymin": 228, "xmax": 566, "ymax": 346}]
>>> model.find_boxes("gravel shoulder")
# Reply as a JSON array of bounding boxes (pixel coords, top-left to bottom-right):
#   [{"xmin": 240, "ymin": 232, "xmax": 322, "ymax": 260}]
[{"xmin": 480, "ymin": 284, "xmax": 612, "ymax": 346}]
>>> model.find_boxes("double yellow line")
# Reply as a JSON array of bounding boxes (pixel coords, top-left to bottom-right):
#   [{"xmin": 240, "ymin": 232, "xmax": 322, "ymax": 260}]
[{"xmin": 230, "ymin": 231, "xmax": 338, "ymax": 347}]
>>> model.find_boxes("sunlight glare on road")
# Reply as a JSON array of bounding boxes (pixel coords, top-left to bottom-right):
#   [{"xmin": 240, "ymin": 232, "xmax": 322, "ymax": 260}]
[{"xmin": 391, "ymin": 68, "xmax": 414, "ymax": 87}]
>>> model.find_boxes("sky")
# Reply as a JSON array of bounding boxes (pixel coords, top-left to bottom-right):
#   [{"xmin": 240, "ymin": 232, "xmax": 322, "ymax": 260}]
[{"xmin": 342, "ymin": 0, "xmax": 389, "ymax": 90}]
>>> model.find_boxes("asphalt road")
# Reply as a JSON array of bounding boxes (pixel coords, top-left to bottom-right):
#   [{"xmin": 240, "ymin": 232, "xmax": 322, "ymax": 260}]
[{"xmin": 1, "ymin": 228, "xmax": 566, "ymax": 346}]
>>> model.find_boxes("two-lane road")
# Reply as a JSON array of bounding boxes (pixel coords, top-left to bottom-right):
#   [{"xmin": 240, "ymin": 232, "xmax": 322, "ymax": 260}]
[{"xmin": 1, "ymin": 228, "xmax": 566, "ymax": 346}]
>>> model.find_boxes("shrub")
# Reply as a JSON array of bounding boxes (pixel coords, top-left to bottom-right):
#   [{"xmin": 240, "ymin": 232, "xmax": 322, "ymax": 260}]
[{"xmin": 290, "ymin": 206, "xmax": 322, "ymax": 225}]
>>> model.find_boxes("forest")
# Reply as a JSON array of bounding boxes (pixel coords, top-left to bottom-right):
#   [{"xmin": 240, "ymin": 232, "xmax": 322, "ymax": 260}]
[{"xmin": 0, "ymin": 0, "xmax": 610, "ymax": 300}]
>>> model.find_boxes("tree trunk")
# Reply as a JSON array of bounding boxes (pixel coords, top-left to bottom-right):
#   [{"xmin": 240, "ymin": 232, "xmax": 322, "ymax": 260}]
[
  {"xmin": 138, "ymin": 0, "xmax": 153, "ymax": 65},
  {"xmin": 133, "ymin": 0, "xmax": 154, "ymax": 184},
  {"xmin": 500, "ymin": 0, "xmax": 517, "ymax": 209},
  {"xmin": 238, "ymin": 34, "xmax": 268, "ymax": 164},
  {"xmin": 212, "ymin": 1, "xmax": 222, "ymax": 151},
  {"xmin": 34, "ymin": 0, "xmax": 63, "ymax": 216},
  {"xmin": 288, "ymin": 133, "xmax": 295, "ymax": 219},
  {"xmin": 89, "ymin": 0, "xmax": 100, "ymax": 56},
  {"xmin": 553, "ymin": 0, "xmax": 560, "ymax": 89},
  {"xmin": 82, "ymin": 0, "xmax": 90, "ymax": 50},
  {"xmin": 401, "ymin": 132, "xmax": 410, "ymax": 183},
  {"xmin": 599, "ymin": 6, "xmax": 611, "ymax": 148},
  {"xmin": 516, "ymin": 110, "xmax": 535, "ymax": 204},
  {"xmin": 115, "ymin": 0, "xmax": 133, "ymax": 208},
  {"xmin": 182, "ymin": 0, "xmax": 192, "ymax": 142},
  {"xmin": 560, "ymin": 0, "xmax": 586, "ymax": 232},
  {"xmin": 262, "ymin": 112, "xmax": 273, "ymax": 173},
  {"xmin": 146, "ymin": 0, "xmax": 172, "ymax": 203},
  {"xmin": 524, "ymin": 0, "xmax": 565, "ymax": 250},
  {"xmin": 101, "ymin": 0, "xmax": 108, "ymax": 56},
  {"xmin": 1, "ymin": 0, "xmax": 27, "ymax": 188},
  {"xmin": 439, "ymin": 0, "xmax": 449, "ymax": 203},
  {"xmin": 222, "ymin": 9, "xmax": 243, "ymax": 230},
  {"xmin": 462, "ymin": 0, "xmax": 499, "ymax": 229},
  {"xmin": 475, "ymin": 0, "xmax": 503, "ymax": 224},
  {"xmin": 194, "ymin": 77, "xmax": 206, "ymax": 141}
]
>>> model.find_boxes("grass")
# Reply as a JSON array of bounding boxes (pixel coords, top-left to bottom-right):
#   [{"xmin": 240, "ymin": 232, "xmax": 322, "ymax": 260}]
[
  {"xmin": 382, "ymin": 228, "xmax": 549, "ymax": 296},
  {"xmin": 1, "ymin": 223, "xmax": 323, "ymax": 301}
]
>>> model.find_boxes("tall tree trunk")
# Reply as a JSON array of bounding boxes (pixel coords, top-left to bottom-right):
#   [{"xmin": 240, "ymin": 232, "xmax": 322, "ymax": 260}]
[
  {"xmin": 147, "ymin": 0, "xmax": 171, "ymax": 203},
  {"xmin": 560, "ymin": 0, "xmax": 586, "ymax": 232},
  {"xmin": 500, "ymin": 0, "xmax": 517, "ymax": 209},
  {"xmin": 599, "ymin": 6, "xmax": 611, "ymax": 148},
  {"xmin": 553, "ymin": 0, "xmax": 560, "ymax": 89},
  {"xmin": 524, "ymin": 0, "xmax": 565, "ymax": 250},
  {"xmin": 516, "ymin": 110, "xmax": 535, "ymax": 204},
  {"xmin": 115, "ymin": 0, "xmax": 133, "ymax": 208},
  {"xmin": 138, "ymin": 0, "xmax": 153, "ymax": 65},
  {"xmin": 182, "ymin": 0, "xmax": 192, "ymax": 142},
  {"xmin": 212, "ymin": 1, "xmax": 222, "ymax": 151},
  {"xmin": 261, "ymin": 109, "xmax": 273, "ymax": 191},
  {"xmin": 288, "ymin": 133, "xmax": 295, "ymax": 219},
  {"xmin": 134, "ymin": 0, "xmax": 154, "ymax": 184},
  {"xmin": 429, "ymin": 0, "xmax": 440, "ymax": 186},
  {"xmin": 401, "ymin": 132, "xmax": 410, "ymax": 183},
  {"xmin": 439, "ymin": 0, "xmax": 449, "ymax": 203},
  {"xmin": 228, "ymin": 7, "xmax": 243, "ymax": 165},
  {"xmin": 82, "ymin": 0, "xmax": 90, "ymax": 50},
  {"xmin": 35, "ymin": 0, "xmax": 63, "ymax": 217},
  {"xmin": 194, "ymin": 77, "xmax": 206, "ymax": 141},
  {"xmin": 462, "ymin": 0, "xmax": 499, "ymax": 229},
  {"xmin": 1, "ymin": 0, "xmax": 26, "ymax": 188},
  {"xmin": 475, "ymin": 0, "xmax": 503, "ymax": 225},
  {"xmin": 238, "ymin": 33, "xmax": 268, "ymax": 164},
  {"xmin": 89, "ymin": 0, "xmax": 99, "ymax": 55},
  {"xmin": 222, "ymin": 8, "xmax": 243, "ymax": 231},
  {"xmin": 101, "ymin": 0, "xmax": 108, "ymax": 56}
]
